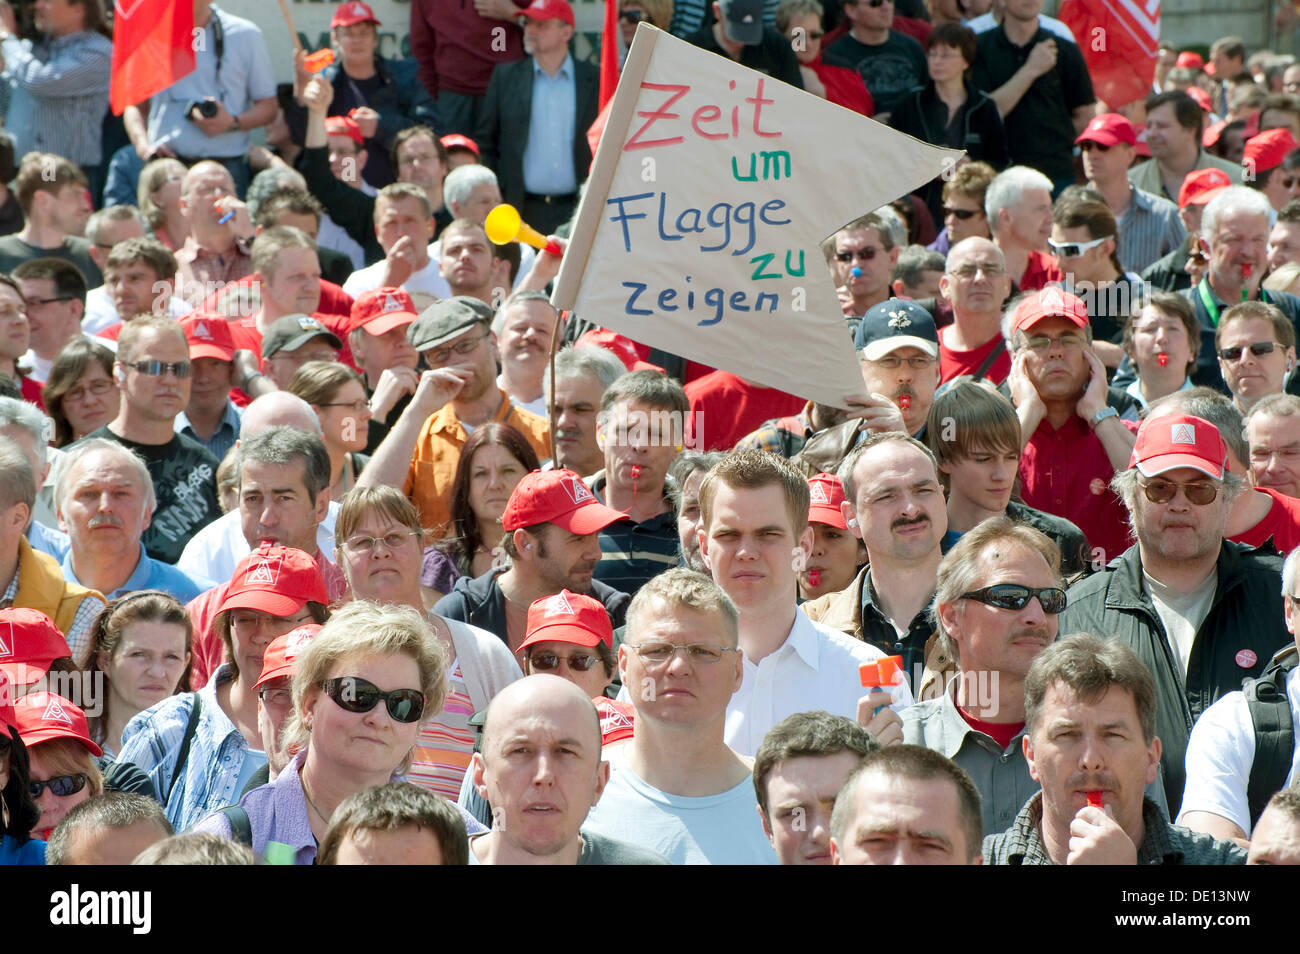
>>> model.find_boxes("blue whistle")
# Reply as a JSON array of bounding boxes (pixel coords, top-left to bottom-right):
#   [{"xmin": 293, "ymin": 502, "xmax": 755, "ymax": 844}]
[{"xmin": 851, "ymin": 267, "xmax": 862, "ymax": 278}]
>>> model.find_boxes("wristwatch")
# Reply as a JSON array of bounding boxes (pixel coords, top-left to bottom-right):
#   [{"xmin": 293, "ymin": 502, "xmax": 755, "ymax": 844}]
[
  {"xmin": 230, "ymin": 114, "xmax": 242, "ymax": 132},
  {"xmin": 1090, "ymin": 406, "xmax": 1119, "ymax": 429}
]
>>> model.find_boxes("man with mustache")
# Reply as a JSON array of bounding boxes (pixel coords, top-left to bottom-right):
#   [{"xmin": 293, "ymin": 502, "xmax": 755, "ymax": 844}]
[{"xmin": 55, "ymin": 440, "xmax": 209, "ymax": 603}]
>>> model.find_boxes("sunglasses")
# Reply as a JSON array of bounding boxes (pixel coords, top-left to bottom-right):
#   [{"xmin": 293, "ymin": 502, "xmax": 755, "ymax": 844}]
[
  {"xmin": 127, "ymin": 360, "xmax": 191, "ymax": 378},
  {"xmin": 529, "ymin": 650, "xmax": 604, "ymax": 672},
  {"xmin": 1218, "ymin": 341, "xmax": 1278, "ymax": 362},
  {"xmin": 1138, "ymin": 477, "xmax": 1219, "ymax": 505},
  {"xmin": 322, "ymin": 676, "xmax": 425, "ymax": 723},
  {"xmin": 29, "ymin": 774, "xmax": 89, "ymax": 798},
  {"xmin": 619, "ymin": 9, "xmax": 644, "ymax": 22},
  {"xmin": 835, "ymin": 246, "xmax": 881, "ymax": 263},
  {"xmin": 1048, "ymin": 235, "xmax": 1112, "ymax": 258},
  {"xmin": 942, "ymin": 206, "xmax": 980, "ymax": 220},
  {"xmin": 1078, "ymin": 141, "xmax": 1112, "ymax": 153},
  {"xmin": 960, "ymin": 584, "xmax": 1067, "ymax": 614}
]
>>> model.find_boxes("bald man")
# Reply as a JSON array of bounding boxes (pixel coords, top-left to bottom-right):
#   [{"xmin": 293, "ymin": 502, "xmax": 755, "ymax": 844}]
[
  {"xmin": 468, "ymin": 675, "xmax": 668, "ymax": 865},
  {"xmin": 938, "ymin": 237, "xmax": 1014, "ymax": 386}
]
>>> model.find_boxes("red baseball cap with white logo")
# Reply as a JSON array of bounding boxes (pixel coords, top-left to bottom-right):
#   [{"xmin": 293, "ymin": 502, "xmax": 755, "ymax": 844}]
[
  {"xmin": 0, "ymin": 608, "xmax": 73, "ymax": 686},
  {"xmin": 595, "ymin": 696, "xmax": 635, "ymax": 745},
  {"xmin": 807, "ymin": 473, "xmax": 847, "ymax": 529},
  {"xmin": 12, "ymin": 691, "xmax": 102, "ymax": 756},
  {"xmin": 1178, "ymin": 167, "xmax": 1232, "ymax": 209},
  {"xmin": 515, "ymin": 0, "xmax": 575, "ymax": 26},
  {"xmin": 502, "ymin": 469, "xmax": 626, "ymax": 534},
  {"xmin": 180, "ymin": 314, "xmax": 236, "ymax": 362},
  {"xmin": 1012, "ymin": 287, "xmax": 1090, "ymax": 335},
  {"xmin": 255, "ymin": 624, "xmax": 322, "ymax": 689},
  {"xmin": 519, "ymin": 590, "xmax": 614, "ymax": 651},
  {"xmin": 1075, "ymin": 113, "xmax": 1137, "ymax": 148},
  {"xmin": 1130, "ymin": 414, "xmax": 1227, "ymax": 480},
  {"xmin": 218, "ymin": 544, "xmax": 330, "ymax": 618},
  {"xmin": 350, "ymin": 287, "xmax": 418, "ymax": 337},
  {"xmin": 331, "ymin": 0, "xmax": 380, "ymax": 28},
  {"xmin": 441, "ymin": 134, "xmax": 480, "ymax": 158},
  {"xmin": 325, "ymin": 115, "xmax": 364, "ymax": 146},
  {"xmin": 0, "ymin": 672, "xmax": 16, "ymax": 734},
  {"xmin": 575, "ymin": 329, "xmax": 664, "ymax": 373}
]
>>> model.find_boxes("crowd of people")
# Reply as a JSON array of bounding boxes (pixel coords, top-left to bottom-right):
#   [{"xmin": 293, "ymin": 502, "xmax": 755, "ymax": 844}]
[{"xmin": 2, "ymin": 0, "xmax": 1300, "ymax": 869}]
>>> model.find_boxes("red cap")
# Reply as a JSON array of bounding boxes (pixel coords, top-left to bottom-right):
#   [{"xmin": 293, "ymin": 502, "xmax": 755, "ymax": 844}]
[
  {"xmin": 1133, "ymin": 123, "xmax": 1152, "ymax": 158},
  {"xmin": 350, "ymin": 287, "xmax": 417, "ymax": 336},
  {"xmin": 0, "ymin": 608, "xmax": 73, "ymax": 687},
  {"xmin": 501, "ymin": 469, "xmax": 626, "ymax": 535},
  {"xmin": 1178, "ymin": 167, "xmax": 1232, "ymax": 208},
  {"xmin": 1186, "ymin": 86, "xmax": 1212, "ymax": 113},
  {"xmin": 807, "ymin": 473, "xmax": 847, "ymax": 529},
  {"xmin": 1130, "ymin": 414, "xmax": 1227, "ymax": 480},
  {"xmin": 326, "ymin": 115, "xmax": 364, "ymax": 146},
  {"xmin": 518, "ymin": 590, "xmax": 614, "ymax": 652},
  {"xmin": 515, "ymin": 0, "xmax": 575, "ymax": 25},
  {"xmin": 218, "ymin": 544, "xmax": 330, "ymax": 619},
  {"xmin": 595, "ymin": 696, "xmax": 636, "ymax": 745},
  {"xmin": 12, "ymin": 692, "xmax": 101, "ymax": 756},
  {"xmin": 331, "ymin": 0, "xmax": 380, "ymax": 28},
  {"xmin": 440, "ymin": 134, "xmax": 480, "ymax": 158},
  {"xmin": 1175, "ymin": 51, "xmax": 1204, "ymax": 69},
  {"xmin": 1075, "ymin": 113, "xmax": 1136, "ymax": 148},
  {"xmin": 180, "ymin": 314, "xmax": 235, "ymax": 362},
  {"xmin": 575, "ymin": 329, "xmax": 664, "ymax": 373},
  {"xmin": 255, "ymin": 624, "xmax": 321, "ymax": 689},
  {"xmin": 1245, "ymin": 127, "xmax": 1299, "ymax": 173},
  {"xmin": 1203, "ymin": 119, "xmax": 1229, "ymax": 149},
  {"xmin": 0, "ymin": 672, "xmax": 15, "ymax": 734},
  {"xmin": 1012, "ymin": 287, "xmax": 1090, "ymax": 334}
]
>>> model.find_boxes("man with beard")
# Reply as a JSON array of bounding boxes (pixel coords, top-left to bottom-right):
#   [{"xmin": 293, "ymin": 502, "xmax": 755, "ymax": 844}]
[
  {"xmin": 358, "ymin": 296, "xmax": 550, "ymax": 535},
  {"xmin": 434, "ymin": 469, "xmax": 632, "ymax": 650},
  {"xmin": 1057, "ymin": 414, "xmax": 1290, "ymax": 814}
]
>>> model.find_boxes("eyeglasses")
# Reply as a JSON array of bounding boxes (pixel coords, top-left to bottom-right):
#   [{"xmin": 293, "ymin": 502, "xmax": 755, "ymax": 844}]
[
  {"xmin": 425, "ymin": 330, "xmax": 490, "ymax": 365},
  {"xmin": 625, "ymin": 641, "xmax": 740, "ymax": 664},
  {"xmin": 1023, "ymin": 333, "xmax": 1086, "ymax": 352},
  {"xmin": 258, "ymin": 687, "xmax": 293, "ymax": 708},
  {"xmin": 1138, "ymin": 476, "xmax": 1220, "ymax": 505},
  {"xmin": 529, "ymin": 650, "xmax": 604, "ymax": 672},
  {"xmin": 1078, "ymin": 141, "xmax": 1112, "ymax": 153},
  {"xmin": 1218, "ymin": 341, "xmax": 1278, "ymax": 362},
  {"xmin": 1048, "ymin": 235, "xmax": 1112, "ymax": 258},
  {"xmin": 320, "ymin": 399, "xmax": 371, "ymax": 414},
  {"xmin": 835, "ymin": 246, "xmax": 882, "ymax": 263},
  {"xmin": 25, "ymin": 296, "xmax": 74, "ymax": 307},
  {"xmin": 342, "ymin": 530, "xmax": 421, "ymax": 554},
  {"xmin": 942, "ymin": 206, "xmax": 980, "ymax": 220},
  {"xmin": 231, "ymin": 609, "xmax": 314, "ymax": 631},
  {"xmin": 29, "ymin": 774, "xmax": 89, "ymax": 798},
  {"xmin": 619, "ymin": 9, "xmax": 644, "ymax": 22},
  {"xmin": 127, "ymin": 360, "xmax": 191, "ymax": 378},
  {"xmin": 960, "ymin": 584, "xmax": 1067, "ymax": 614},
  {"xmin": 948, "ymin": 262, "xmax": 1005, "ymax": 279},
  {"xmin": 322, "ymin": 676, "xmax": 426, "ymax": 723},
  {"xmin": 804, "ymin": 29, "xmax": 825, "ymax": 38},
  {"xmin": 868, "ymin": 354, "xmax": 937, "ymax": 370},
  {"xmin": 64, "ymin": 378, "xmax": 115, "ymax": 403}
]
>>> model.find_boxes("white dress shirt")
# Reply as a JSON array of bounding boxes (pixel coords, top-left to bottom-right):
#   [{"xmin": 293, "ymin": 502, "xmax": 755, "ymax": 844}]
[{"xmin": 175, "ymin": 502, "xmax": 339, "ymax": 583}]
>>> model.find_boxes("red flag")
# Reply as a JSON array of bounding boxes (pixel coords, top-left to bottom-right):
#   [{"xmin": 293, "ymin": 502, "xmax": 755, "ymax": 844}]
[
  {"xmin": 598, "ymin": 0, "xmax": 619, "ymax": 110},
  {"xmin": 110, "ymin": 0, "xmax": 197, "ymax": 115},
  {"xmin": 1059, "ymin": 0, "xmax": 1160, "ymax": 109}
]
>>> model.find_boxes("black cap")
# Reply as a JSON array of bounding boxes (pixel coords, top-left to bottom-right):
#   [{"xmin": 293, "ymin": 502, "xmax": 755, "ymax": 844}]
[
  {"xmin": 408, "ymin": 296, "xmax": 495, "ymax": 352},
  {"xmin": 854, "ymin": 299, "xmax": 939, "ymax": 360},
  {"xmin": 261, "ymin": 314, "xmax": 343, "ymax": 359}
]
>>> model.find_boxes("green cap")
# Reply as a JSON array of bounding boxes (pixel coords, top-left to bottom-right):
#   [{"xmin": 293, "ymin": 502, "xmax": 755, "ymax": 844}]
[{"xmin": 408, "ymin": 296, "xmax": 494, "ymax": 352}]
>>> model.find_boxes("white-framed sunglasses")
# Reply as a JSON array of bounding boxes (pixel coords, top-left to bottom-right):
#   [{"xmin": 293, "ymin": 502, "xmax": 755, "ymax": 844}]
[{"xmin": 1048, "ymin": 235, "xmax": 1112, "ymax": 258}]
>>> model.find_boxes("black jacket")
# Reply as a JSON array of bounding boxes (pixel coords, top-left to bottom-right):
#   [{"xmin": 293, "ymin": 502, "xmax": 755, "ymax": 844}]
[
  {"xmin": 475, "ymin": 55, "xmax": 599, "ymax": 208},
  {"xmin": 1057, "ymin": 541, "xmax": 1289, "ymax": 814},
  {"xmin": 298, "ymin": 145, "xmax": 385, "ymax": 265},
  {"xmin": 433, "ymin": 567, "xmax": 631, "ymax": 648}
]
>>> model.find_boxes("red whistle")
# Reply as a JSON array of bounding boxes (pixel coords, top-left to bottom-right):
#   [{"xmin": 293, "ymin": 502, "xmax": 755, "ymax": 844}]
[
  {"xmin": 859, "ymin": 655, "xmax": 904, "ymax": 689},
  {"xmin": 303, "ymin": 49, "xmax": 335, "ymax": 73},
  {"xmin": 1157, "ymin": 353, "xmax": 1168, "ymax": 367},
  {"xmin": 630, "ymin": 464, "xmax": 642, "ymax": 480},
  {"xmin": 898, "ymin": 394, "xmax": 911, "ymax": 410},
  {"xmin": 808, "ymin": 568, "xmax": 822, "ymax": 587},
  {"xmin": 1241, "ymin": 263, "xmax": 1254, "ymax": 278},
  {"xmin": 1086, "ymin": 791, "xmax": 1104, "ymax": 809}
]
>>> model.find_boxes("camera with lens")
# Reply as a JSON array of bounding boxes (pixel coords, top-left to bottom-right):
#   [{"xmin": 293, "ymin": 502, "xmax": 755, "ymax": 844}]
[{"xmin": 187, "ymin": 99, "xmax": 219, "ymax": 120}]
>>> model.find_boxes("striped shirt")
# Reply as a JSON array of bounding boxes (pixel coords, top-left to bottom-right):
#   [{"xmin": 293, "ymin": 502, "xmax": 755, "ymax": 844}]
[
  {"xmin": 1116, "ymin": 185, "xmax": 1186, "ymax": 275},
  {"xmin": 407, "ymin": 658, "xmax": 477, "ymax": 800},
  {"xmin": 587, "ymin": 474, "xmax": 680, "ymax": 599},
  {"xmin": 1, "ymin": 30, "xmax": 112, "ymax": 166}
]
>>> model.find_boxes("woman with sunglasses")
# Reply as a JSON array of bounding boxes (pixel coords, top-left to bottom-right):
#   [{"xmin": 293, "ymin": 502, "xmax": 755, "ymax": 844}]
[
  {"xmin": 84, "ymin": 592, "xmax": 193, "ymax": 757},
  {"xmin": 43, "ymin": 339, "xmax": 119, "ymax": 447},
  {"xmin": 10, "ymin": 692, "xmax": 104, "ymax": 842},
  {"xmin": 335, "ymin": 486, "xmax": 521, "ymax": 799},
  {"xmin": 776, "ymin": 0, "xmax": 872, "ymax": 116},
  {"xmin": 117, "ymin": 544, "xmax": 332, "ymax": 831},
  {"xmin": 423, "ymin": 422, "xmax": 540, "ymax": 604},
  {"xmin": 0, "ymin": 674, "xmax": 44, "ymax": 864},
  {"xmin": 618, "ymin": 0, "xmax": 672, "ymax": 61},
  {"xmin": 518, "ymin": 590, "xmax": 617, "ymax": 699},
  {"xmin": 289, "ymin": 361, "xmax": 372, "ymax": 504},
  {"xmin": 192, "ymin": 601, "xmax": 448, "ymax": 863}
]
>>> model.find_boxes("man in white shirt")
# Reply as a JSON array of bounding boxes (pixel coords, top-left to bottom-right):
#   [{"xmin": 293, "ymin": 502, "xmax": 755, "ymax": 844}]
[
  {"xmin": 584, "ymin": 567, "xmax": 777, "ymax": 864},
  {"xmin": 493, "ymin": 290, "xmax": 558, "ymax": 417},
  {"xmin": 696, "ymin": 449, "xmax": 909, "ymax": 757},
  {"xmin": 342, "ymin": 183, "xmax": 448, "ymax": 301}
]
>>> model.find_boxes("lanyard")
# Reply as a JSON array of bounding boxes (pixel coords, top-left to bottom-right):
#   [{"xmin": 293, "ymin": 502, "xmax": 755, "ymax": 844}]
[{"xmin": 1197, "ymin": 278, "xmax": 1268, "ymax": 327}]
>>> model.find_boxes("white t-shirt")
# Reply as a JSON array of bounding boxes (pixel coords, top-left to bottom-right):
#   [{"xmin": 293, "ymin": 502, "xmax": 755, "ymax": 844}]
[
  {"xmin": 343, "ymin": 253, "xmax": 451, "ymax": 301},
  {"xmin": 82, "ymin": 285, "xmax": 192, "ymax": 335},
  {"xmin": 1177, "ymin": 667, "xmax": 1300, "ymax": 835},
  {"xmin": 175, "ymin": 503, "xmax": 339, "ymax": 583},
  {"xmin": 965, "ymin": 11, "xmax": 1077, "ymax": 43},
  {"xmin": 582, "ymin": 747, "xmax": 777, "ymax": 865}
]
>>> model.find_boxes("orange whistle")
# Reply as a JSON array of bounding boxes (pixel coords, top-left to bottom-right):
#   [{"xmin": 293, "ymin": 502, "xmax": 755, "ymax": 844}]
[
  {"xmin": 304, "ymin": 49, "xmax": 335, "ymax": 73},
  {"xmin": 859, "ymin": 655, "xmax": 903, "ymax": 689}
]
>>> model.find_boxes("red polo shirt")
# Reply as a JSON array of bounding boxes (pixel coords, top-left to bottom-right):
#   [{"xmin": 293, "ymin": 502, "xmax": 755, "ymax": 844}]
[
  {"xmin": 939, "ymin": 330, "xmax": 1010, "ymax": 385},
  {"xmin": 1229, "ymin": 486, "xmax": 1300, "ymax": 555},
  {"xmin": 684, "ymin": 371, "xmax": 806, "ymax": 451},
  {"xmin": 1019, "ymin": 414, "xmax": 1137, "ymax": 563},
  {"xmin": 1019, "ymin": 251, "xmax": 1062, "ymax": 292}
]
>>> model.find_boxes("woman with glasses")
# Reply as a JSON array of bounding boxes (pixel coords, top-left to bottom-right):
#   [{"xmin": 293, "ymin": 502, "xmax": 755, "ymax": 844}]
[
  {"xmin": 192, "ymin": 601, "xmax": 449, "ymax": 863},
  {"xmin": 0, "ymin": 675, "xmax": 44, "ymax": 863},
  {"xmin": 423, "ymin": 422, "xmax": 540, "ymax": 604},
  {"xmin": 336, "ymin": 486, "xmax": 521, "ymax": 799},
  {"xmin": 136, "ymin": 158, "xmax": 188, "ymax": 251},
  {"xmin": 84, "ymin": 592, "xmax": 193, "ymax": 757},
  {"xmin": 10, "ymin": 692, "xmax": 104, "ymax": 842},
  {"xmin": 117, "ymin": 545, "xmax": 332, "ymax": 831},
  {"xmin": 43, "ymin": 339, "xmax": 119, "ymax": 447},
  {"xmin": 289, "ymin": 361, "xmax": 373, "ymax": 503}
]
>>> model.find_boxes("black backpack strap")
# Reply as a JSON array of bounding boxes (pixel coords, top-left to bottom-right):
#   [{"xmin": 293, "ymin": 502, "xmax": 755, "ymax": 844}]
[
  {"xmin": 164, "ymin": 694, "xmax": 202, "ymax": 806},
  {"xmin": 1245, "ymin": 646, "xmax": 1297, "ymax": 828},
  {"xmin": 971, "ymin": 338, "xmax": 1006, "ymax": 382},
  {"xmin": 218, "ymin": 805, "xmax": 253, "ymax": 847}
]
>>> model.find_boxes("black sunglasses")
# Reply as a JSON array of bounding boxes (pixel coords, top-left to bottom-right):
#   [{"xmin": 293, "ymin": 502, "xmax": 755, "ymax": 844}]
[
  {"xmin": 1078, "ymin": 141, "xmax": 1112, "ymax": 153},
  {"xmin": 619, "ymin": 9, "xmax": 644, "ymax": 21},
  {"xmin": 322, "ymin": 676, "xmax": 425, "ymax": 723},
  {"xmin": 942, "ymin": 206, "xmax": 979, "ymax": 220},
  {"xmin": 529, "ymin": 650, "xmax": 603, "ymax": 672},
  {"xmin": 29, "ymin": 774, "xmax": 89, "ymax": 798},
  {"xmin": 960, "ymin": 584, "xmax": 1067, "ymax": 614},
  {"xmin": 835, "ymin": 246, "xmax": 880, "ymax": 263},
  {"xmin": 1218, "ymin": 341, "xmax": 1277, "ymax": 362}
]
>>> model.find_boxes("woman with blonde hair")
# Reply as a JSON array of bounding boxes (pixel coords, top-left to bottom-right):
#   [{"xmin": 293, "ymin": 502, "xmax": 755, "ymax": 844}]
[{"xmin": 136, "ymin": 157, "xmax": 188, "ymax": 250}]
